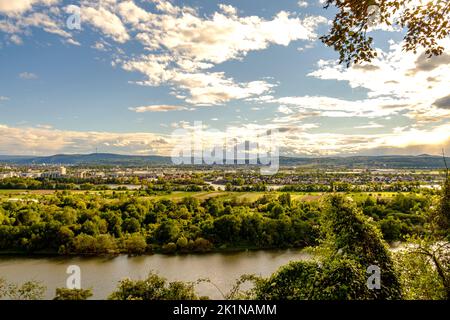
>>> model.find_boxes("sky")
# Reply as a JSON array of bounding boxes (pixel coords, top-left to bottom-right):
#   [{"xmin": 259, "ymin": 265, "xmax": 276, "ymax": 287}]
[{"xmin": 0, "ymin": 0, "xmax": 449, "ymax": 156}]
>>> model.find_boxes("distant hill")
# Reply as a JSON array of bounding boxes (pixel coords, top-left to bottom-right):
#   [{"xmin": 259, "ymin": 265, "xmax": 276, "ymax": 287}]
[
  {"xmin": 278, "ymin": 155, "xmax": 450, "ymax": 169},
  {"xmin": 0, "ymin": 153, "xmax": 172, "ymax": 166},
  {"xmin": 0, "ymin": 153, "xmax": 449, "ymax": 169}
]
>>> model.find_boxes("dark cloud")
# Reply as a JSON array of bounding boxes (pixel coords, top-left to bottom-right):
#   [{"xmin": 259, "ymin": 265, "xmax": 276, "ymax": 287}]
[
  {"xmin": 357, "ymin": 141, "xmax": 450, "ymax": 157},
  {"xmin": 433, "ymin": 94, "xmax": 450, "ymax": 109},
  {"xmin": 151, "ymin": 138, "xmax": 168, "ymax": 145},
  {"xmin": 352, "ymin": 64, "xmax": 380, "ymax": 72},
  {"xmin": 381, "ymin": 104, "xmax": 408, "ymax": 109},
  {"xmin": 409, "ymin": 53, "xmax": 450, "ymax": 74},
  {"xmin": 384, "ymin": 80, "xmax": 399, "ymax": 84},
  {"xmin": 277, "ymin": 127, "xmax": 293, "ymax": 133}
]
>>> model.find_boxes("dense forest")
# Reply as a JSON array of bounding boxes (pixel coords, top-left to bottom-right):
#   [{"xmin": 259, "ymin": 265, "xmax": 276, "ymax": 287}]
[
  {"xmin": 0, "ymin": 174, "xmax": 448, "ymax": 300},
  {"xmin": 1, "ymin": 178, "xmax": 448, "ymax": 300},
  {"xmin": 0, "ymin": 189, "xmax": 434, "ymax": 254}
]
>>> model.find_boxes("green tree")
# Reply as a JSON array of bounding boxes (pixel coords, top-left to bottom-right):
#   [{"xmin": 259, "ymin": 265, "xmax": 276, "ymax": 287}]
[
  {"xmin": 393, "ymin": 248, "xmax": 446, "ymax": 300},
  {"xmin": 122, "ymin": 217, "xmax": 141, "ymax": 233},
  {"xmin": 108, "ymin": 273, "xmax": 198, "ymax": 300},
  {"xmin": 213, "ymin": 214, "xmax": 242, "ymax": 243},
  {"xmin": 320, "ymin": 195, "xmax": 402, "ymax": 299},
  {"xmin": 278, "ymin": 193, "xmax": 292, "ymax": 207},
  {"xmin": 379, "ymin": 216, "xmax": 403, "ymax": 242},
  {"xmin": 176, "ymin": 236, "xmax": 189, "ymax": 250},
  {"xmin": 434, "ymin": 171, "xmax": 450, "ymax": 234},
  {"xmin": 123, "ymin": 233, "xmax": 147, "ymax": 255},
  {"xmin": 156, "ymin": 220, "xmax": 180, "ymax": 243},
  {"xmin": 321, "ymin": 0, "xmax": 450, "ymax": 66},
  {"xmin": 244, "ymin": 195, "xmax": 402, "ymax": 300},
  {"xmin": 193, "ymin": 238, "xmax": 213, "ymax": 252},
  {"xmin": 270, "ymin": 204, "xmax": 285, "ymax": 219},
  {"xmin": 53, "ymin": 288, "xmax": 93, "ymax": 300}
]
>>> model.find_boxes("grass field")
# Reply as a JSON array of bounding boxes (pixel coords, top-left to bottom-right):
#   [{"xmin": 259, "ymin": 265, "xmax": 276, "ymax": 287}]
[{"xmin": 0, "ymin": 189, "xmax": 404, "ymax": 203}]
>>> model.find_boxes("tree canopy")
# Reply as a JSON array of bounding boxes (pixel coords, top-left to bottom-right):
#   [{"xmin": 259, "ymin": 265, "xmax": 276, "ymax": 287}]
[
  {"xmin": 244, "ymin": 195, "xmax": 402, "ymax": 300},
  {"xmin": 322, "ymin": 0, "xmax": 450, "ymax": 66}
]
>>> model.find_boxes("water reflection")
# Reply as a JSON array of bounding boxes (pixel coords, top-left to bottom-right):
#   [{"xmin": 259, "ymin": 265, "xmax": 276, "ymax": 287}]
[{"xmin": 0, "ymin": 250, "xmax": 311, "ymax": 300}]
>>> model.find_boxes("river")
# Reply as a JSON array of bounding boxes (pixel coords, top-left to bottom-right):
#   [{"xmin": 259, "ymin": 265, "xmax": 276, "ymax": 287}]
[{"xmin": 0, "ymin": 250, "xmax": 312, "ymax": 300}]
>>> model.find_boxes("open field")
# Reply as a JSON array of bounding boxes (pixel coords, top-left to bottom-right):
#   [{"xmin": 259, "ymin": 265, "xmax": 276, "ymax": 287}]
[{"xmin": 0, "ymin": 189, "xmax": 409, "ymax": 203}]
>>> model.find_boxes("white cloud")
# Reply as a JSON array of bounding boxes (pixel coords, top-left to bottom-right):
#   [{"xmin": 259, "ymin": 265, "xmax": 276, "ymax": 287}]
[
  {"xmin": 122, "ymin": 55, "xmax": 276, "ymax": 105},
  {"xmin": 92, "ymin": 41, "xmax": 106, "ymax": 51},
  {"xmin": 298, "ymin": 1, "xmax": 309, "ymax": 8},
  {"xmin": 21, "ymin": 11, "xmax": 72, "ymax": 38},
  {"xmin": 308, "ymin": 39, "xmax": 450, "ymax": 124},
  {"xmin": 218, "ymin": 4, "xmax": 237, "ymax": 16},
  {"xmin": 272, "ymin": 95, "xmax": 407, "ymax": 119},
  {"xmin": 37, "ymin": 124, "xmax": 53, "ymax": 129},
  {"xmin": 19, "ymin": 72, "xmax": 38, "ymax": 79},
  {"xmin": 0, "ymin": 0, "xmax": 58, "ymax": 15},
  {"xmin": 139, "ymin": 9, "xmax": 325, "ymax": 64},
  {"xmin": 0, "ymin": 20, "xmax": 21, "ymax": 33},
  {"xmin": 354, "ymin": 122, "xmax": 384, "ymax": 129},
  {"xmin": 297, "ymin": 43, "xmax": 314, "ymax": 52},
  {"xmin": 81, "ymin": 5, "xmax": 130, "ymax": 43},
  {"xmin": 65, "ymin": 38, "xmax": 80, "ymax": 46},
  {"xmin": 0, "ymin": 124, "xmax": 173, "ymax": 156},
  {"xmin": 278, "ymin": 105, "xmax": 294, "ymax": 114},
  {"xmin": 0, "ymin": 3, "xmax": 78, "ymax": 44},
  {"xmin": 0, "ymin": 120, "xmax": 449, "ymax": 156},
  {"xmin": 2, "ymin": 0, "xmax": 328, "ymax": 106},
  {"xmin": 173, "ymin": 73, "xmax": 275, "ymax": 105},
  {"xmin": 129, "ymin": 105, "xmax": 187, "ymax": 112},
  {"xmin": 9, "ymin": 34, "xmax": 23, "ymax": 45},
  {"xmin": 277, "ymin": 123, "xmax": 450, "ymax": 156},
  {"xmin": 111, "ymin": 1, "xmax": 328, "ymax": 105},
  {"xmin": 0, "ymin": 96, "xmax": 9, "ymax": 101}
]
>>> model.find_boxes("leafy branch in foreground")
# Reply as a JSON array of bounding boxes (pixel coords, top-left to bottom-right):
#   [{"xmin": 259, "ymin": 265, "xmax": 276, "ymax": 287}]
[
  {"xmin": 0, "ymin": 278, "xmax": 46, "ymax": 300},
  {"xmin": 321, "ymin": 0, "xmax": 450, "ymax": 66},
  {"xmin": 229, "ymin": 195, "xmax": 402, "ymax": 300},
  {"xmin": 394, "ymin": 160, "xmax": 450, "ymax": 300}
]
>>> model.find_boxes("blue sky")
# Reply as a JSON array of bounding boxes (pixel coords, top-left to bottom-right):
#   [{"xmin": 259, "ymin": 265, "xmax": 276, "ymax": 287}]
[{"xmin": 0, "ymin": 0, "xmax": 449, "ymax": 156}]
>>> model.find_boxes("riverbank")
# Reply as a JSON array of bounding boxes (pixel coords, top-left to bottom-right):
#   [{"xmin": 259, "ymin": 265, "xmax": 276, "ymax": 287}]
[
  {"xmin": 0, "ymin": 249, "xmax": 313, "ymax": 300},
  {"xmin": 0, "ymin": 243, "xmax": 311, "ymax": 257}
]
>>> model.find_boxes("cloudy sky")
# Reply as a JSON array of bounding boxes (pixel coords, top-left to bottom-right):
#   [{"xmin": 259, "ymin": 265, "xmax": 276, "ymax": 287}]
[{"xmin": 0, "ymin": 0, "xmax": 449, "ymax": 156}]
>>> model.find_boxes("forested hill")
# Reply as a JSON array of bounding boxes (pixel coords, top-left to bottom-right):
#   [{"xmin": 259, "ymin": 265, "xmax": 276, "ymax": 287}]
[{"xmin": 0, "ymin": 153, "xmax": 449, "ymax": 169}]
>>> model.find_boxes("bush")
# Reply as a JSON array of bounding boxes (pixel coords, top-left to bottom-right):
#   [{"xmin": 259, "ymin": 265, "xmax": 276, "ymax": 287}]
[
  {"xmin": 53, "ymin": 288, "xmax": 93, "ymax": 300},
  {"xmin": 176, "ymin": 236, "xmax": 188, "ymax": 250},
  {"xmin": 71, "ymin": 233, "xmax": 117, "ymax": 254},
  {"xmin": 123, "ymin": 233, "xmax": 147, "ymax": 255},
  {"xmin": 108, "ymin": 273, "xmax": 198, "ymax": 300},
  {"xmin": 379, "ymin": 216, "xmax": 404, "ymax": 242},
  {"xmin": 193, "ymin": 238, "xmax": 213, "ymax": 252},
  {"xmin": 162, "ymin": 242, "xmax": 177, "ymax": 253}
]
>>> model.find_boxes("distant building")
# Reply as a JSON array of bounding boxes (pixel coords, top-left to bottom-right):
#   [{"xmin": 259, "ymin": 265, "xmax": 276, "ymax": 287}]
[
  {"xmin": 21, "ymin": 172, "xmax": 42, "ymax": 178},
  {"xmin": 41, "ymin": 166, "xmax": 67, "ymax": 179},
  {"xmin": 0, "ymin": 172, "xmax": 18, "ymax": 179},
  {"xmin": 75, "ymin": 171, "xmax": 88, "ymax": 179}
]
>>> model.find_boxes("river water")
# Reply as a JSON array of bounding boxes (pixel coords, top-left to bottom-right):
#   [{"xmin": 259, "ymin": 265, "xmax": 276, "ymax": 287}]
[{"xmin": 0, "ymin": 250, "xmax": 312, "ymax": 300}]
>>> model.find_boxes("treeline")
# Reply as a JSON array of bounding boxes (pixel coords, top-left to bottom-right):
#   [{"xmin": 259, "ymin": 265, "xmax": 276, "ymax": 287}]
[
  {"xmin": 1, "ymin": 186, "xmax": 448, "ymax": 300},
  {"xmin": 0, "ymin": 177, "xmax": 213, "ymax": 192},
  {"xmin": 281, "ymin": 181, "xmax": 425, "ymax": 192},
  {"xmin": 0, "ymin": 177, "xmax": 434, "ymax": 194},
  {"xmin": 0, "ymin": 189, "xmax": 433, "ymax": 255},
  {"xmin": 0, "ymin": 192, "xmax": 320, "ymax": 254}
]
